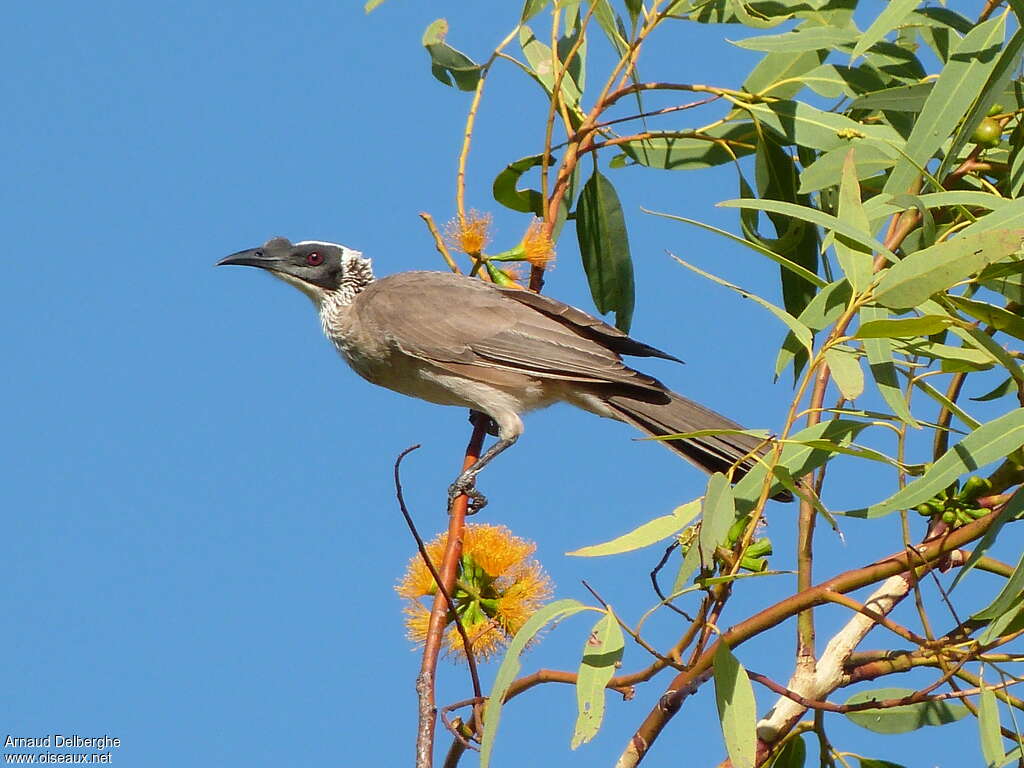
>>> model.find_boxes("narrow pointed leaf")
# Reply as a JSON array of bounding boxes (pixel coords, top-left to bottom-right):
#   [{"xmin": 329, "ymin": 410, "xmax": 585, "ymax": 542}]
[
  {"xmin": 979, "ymin": 687, "xmax": 1004, "ymax": 768},
  {"xmin": 699, "ymin": 473, "xmax": 735, "ymax": 561},
  {"xmin": 845, "ymin": 409, "xmax": 1024, "ymax": 517},
  {"xmin": 714, "ymin": 644, "xmax": 757, "ymax": 768},
  {"xmin": 731, "ymin": 26, "xmax": 859, "ymax": 53},
  {"xmin": 481, "ymin": 599, "xmax": 590, "ymax": 768},
  {"xmin": 844, "ymin": 688, "xmax": 969, "ymax": 733},
  {"xmin": 835, "ymin": 149, "xmax": 873, "ymax": 292},
  {"xmin": 567, "ymin": 499, "xmax": 701, "ymax": 557},
  {"xmin": 860, "ymin": 305, "xmax": 918, "ymax": 426},
  {"xmin": 856, "ymin": 315, "xmax": 956, "ymax": 338},
  {"xmin": 873, "ymin": 230, "xmax": 1024, "ymax": 310},
  {"xmin": 883, "ymin": 18, "xmax": 1005, "ymax": 195},
  {"xmin": 825, "ymin": 345, "xmax": 864, "ymax": 400},
  {"xmin": 577, "ymin": 170, "xmax": 635, "ymax": 331},
  {"xmin": 672, "ymin": 256, "xmax": 812, "ymax": 355},
  {"xmin": 850, "ymin": 0, "xmax": 919, "ymax": 62},
  {"xmin": 947, "ymin": 295, "xmax": 1024, "ymax": 342},
  {"xmin": 571, "ymin": 611, "xmax": 625, "ymax": 748},
  {"xmin": 733, "ymin": 420, "xmax": 870, "ymax": 512}
]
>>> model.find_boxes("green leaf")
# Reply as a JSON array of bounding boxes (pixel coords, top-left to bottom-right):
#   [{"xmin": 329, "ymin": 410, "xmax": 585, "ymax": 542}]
[
  {"xmin": 835, "ymin": 148, "xmax": 873, "ymax": 293},
  {"xmin": 422, "ymin": 19, "xmax": 482, "ymax": 91},
  {"xmin": 714, "ymin": 643, "xmax": 757, "ymax": 768},
  {"xmin": 618, "ymin": 123, "xmax": 758, "ymax": 170},
  {"xmin": 644, "ymin": 209, "xmax": 826, "ymax": 288},
  {"xmin": 577, "ymin": 170, "xmax": 635, "ymax": 332},
  {"xmin": 671, "ymin": 256, "xmax": 813, "ymax": 355},
  {"xmin": 859, "ymin": 760, "xmax": 908, "ymax": 768},
  {"xmin": 850, "ymin": 0, "xmax": 919, "ymax": 62},
  {"xmin": 948, "ymin": 295, "xmax": 1024, "ymax": 343},
  {"xmin": 567, "ymin": 499, "xmax": 701, "ymax": 557},
  {"xmin": 873, "ymin": 230, "xmax": 1024, "ymax": 310},
  {"xmin": 571, "ymin": 610, "xmax": 625, "ymax": 748},
  {"xmin": 844, "ymin": 687, "xmax": 970, "ymax": 733},
  {"xmin": 731, "ymin": 25, "xmax": 859, "ymax": 53},
  {"xmin": 493, "ymin": 154, "xmax": 545, "ymax": 215},
  {"xmin": 939, "ymin": 23, "xmax": 1023, "ymax": 183},
  {"xmin": 699, "ymin": 473, "xmax": 736, "ymax": 561},
  {"xmin": 364, "ymin": 0, "xmax": 387, "ymax": 11},
  {"xmin": 845, "ymin": 408, "xmax": 1024, "ymax": 518},
  {"xmin": 740, "ymin": 100, "xmax": 905, "ymax": 152},
  {"xmin": 856, "ymin": 315, "xmax": 956, "ymax": 338},
  {"xmin": 824, "ymin": 345, "xmax": 864, "ymax": 400},
  {"xmin": 799, "ymin": 143, "xmax": 897, "ymax": 194},
  {"xmin": 769, "ymin": 735, "xmax": 806, "ymax": 768},
  {"xmin": 972, "ymin": 377, "xmax": 1015, "ymax": 402},
  {"xmin": 777, "ymin": 279, "xmax": 852, "ymax": 380},
  {"xmin": 974, "ymin": 549, "xmax": 1024, "ymax": 624},
  {"xmin": 964, "ymin": 198, "xmax": 1024, "ymax": 235},
  {"xmin": 481, "ymin": 599, "xmax": 590, "ymax": 768},
  {"xmin": 883, "ymin": 18, "xmax": 1005, "ymax": 195},
  {"xmin": 979, "ymin": 686, "xmax": 1004, "ymax": 768},
  {"xmin": 860, "ymin": 305, "xmax": 918, "ymax": 426},
  {"xmin": 719, "ymin": 198, "xmax": 897, "ymax": 262},
  {"xmin": 520, "ymin": 25, "xmax": 583, "ymax": 106},
  {"xmin": 733, "ymin": 420, "xmax": 870, "ymax": 512},
  {"xmin": 521, "ymin": 0, "xmax": 550, "ymax": 22},
  {"xmin": 801, "ymin": 63, "xmax": 887, "ymax": 100},
  {"xmin": 850, "ymin": 82, "xmax": 934, "ymax": 112},
  {"xmin": 593, "ymin": 0, "xmax": 629, "ymax": 56},
  {"xmin": 743, "ymin": 49, "xmax": 825, "ymax": 99}
]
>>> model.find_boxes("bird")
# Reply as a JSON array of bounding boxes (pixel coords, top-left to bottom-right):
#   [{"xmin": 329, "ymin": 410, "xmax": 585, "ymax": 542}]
[{"xmin": 217, "ymin": 236, "xmax": 783, "ymax": 508}]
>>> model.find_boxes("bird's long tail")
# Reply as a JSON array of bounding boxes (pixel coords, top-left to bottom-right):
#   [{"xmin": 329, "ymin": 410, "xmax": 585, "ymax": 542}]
[{"xmin": 602, "ymin": 391, "xmax": 787, "ymax": 498}]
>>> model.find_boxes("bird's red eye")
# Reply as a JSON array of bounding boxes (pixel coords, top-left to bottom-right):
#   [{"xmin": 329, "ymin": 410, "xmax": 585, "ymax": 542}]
[{"xmin": 307, "ymin": 252, "xmax": 324, "ymax": 266}]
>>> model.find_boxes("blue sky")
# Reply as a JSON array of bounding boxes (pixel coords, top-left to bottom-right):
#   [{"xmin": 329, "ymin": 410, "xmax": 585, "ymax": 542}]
[{"xmin": 2, "ymin": 1, "xmax": 1014, "ymax": 766}]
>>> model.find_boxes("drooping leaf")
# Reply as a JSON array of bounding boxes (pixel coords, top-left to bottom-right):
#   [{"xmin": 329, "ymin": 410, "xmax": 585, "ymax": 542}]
[
  {"xmin": 699, "ymin": 473, "xmax": 735, "ymax": 561},
  {"xmin": 859, "ymin": 305, "xmax": 918, "ymax": 426},
  {"xmin": 939, "ymin": 23, "xmax": 1023, "ymax": 183},
  {"xmin": 733, "ymin": 420, "xmax": 870, "ymax": 512},
  {"xmin": 776, "ymin": 279, "xmax": 853, "ymax": 380},
  {"xmin": 493, "ymin": 154, "xmax": 545, "ymax": 215},
  {"xmin": 720, "ymin": 198, "xmax": 897, "ymax": 261},
  {"xmin": 872, "ymin": 229, "xmax": 1024, "ymax": 310},
  {"xmin": 883, "ymin": 18, "xmax": 1005, "ymax": 195},
  {"xmin": 824, "ymin": 345, "xmax": 864, "ymax": 400},
  {"xmin": 845, "ymin": 408, "xmax": 1024, "ymax": 518},
  {"xmin": 521, "ymin": 0, "xmax": 550, "ymax": 22},
  {"xmin": 743, "ymin": 49, "xmax": 825, "ymax": 100},
  {"xmin": 731, "ymin": 26, "xmax": 860, "ymax": 53},
  {"xmin": 834, "ymin": 148, "xmax": 873, "ymax": 293},
  {"xmin": 799, "ymin": 143, "xmax": 897, "ymax": 194},
  {"xmin": 850, "ymin": 0, "xmax": 919, "ymax": 62},
  {"xmin": 520, "ymin": 25, "xmax": 583, "ymax": 107},
  {"xmin": 978, "ymin": 686, "xmax": 1004, "ymax": 768},
  {"xmin": 567, "ymin": 499, "xmax": 701, "ymax": 557},
  {"xmin": 971, "ymin": 377, "xmax": 1015, "ymax": 402},
  {"xmin": 576, "ymin": 170, "xmax": 635, "ymax": 331},
  {"xmin": 672, "ymin": 256, "xmax": 812, "ymax": 356},
  {"xmin": 571, "ymin": 611, "xmax": 625, "ymax": 748},
  {"xmin": 947, "ymin": 295, "xmax": 1024, "ymax": 342},
  {"xmin": 644, "ymin": 210, "xmax": 825, "ymax": 289},
  {"xmin": 739, "ymin": 100, "xmax": 904, "ymax": 152},
  {"xmin": 618, "ymin": 123, "xmax": 759, "ymax": 170},
  {"xmin": 422, "ymin": 19, "xmax": 482, "ymax": 91},
  {"xmin": 844, "ymin": 687, "xmax": 970, "ymax": 733},
  {"xmin": 855, "ymin": 315, "xmax": 956, "ymax": 338},
  {"xmin": 769, "ymin": 735, "xmax": 806, "ymax": 768},
  {"xmin": 714, "ymin": 643, "xmax": 757, "ymax": 768},
  {"xmin": 481, "ymin": 599, "xmax": 590, "ymax": 768}
]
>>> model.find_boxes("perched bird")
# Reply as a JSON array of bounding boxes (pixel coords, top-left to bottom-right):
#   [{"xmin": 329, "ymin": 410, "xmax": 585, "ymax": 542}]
[{"xmin": 218, "ymin": 237, "xmax": 780, "ymax": 507}]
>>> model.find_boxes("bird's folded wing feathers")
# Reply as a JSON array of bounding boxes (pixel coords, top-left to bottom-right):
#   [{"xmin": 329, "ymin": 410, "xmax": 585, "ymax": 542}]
[{"xmin": 355, "ymin": 272, "xmax": 664, "ymax": 390}]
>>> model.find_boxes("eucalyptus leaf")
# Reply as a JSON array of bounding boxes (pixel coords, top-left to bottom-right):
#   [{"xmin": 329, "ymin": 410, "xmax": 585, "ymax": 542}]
[
  {"xmin": 577, "ymin": 170, "xmax": 635, "ymax": 331},
  {"xmin": 571, "ymin": 611, "xmax": 624, "ymax": 748},
  {"xmin": 714, "ymin": 643, "xmax": 757, "ymax": 768},
  {"xmin": 567, "ymin": 499, "xmax": 701, "ymax": 557},
  {"xmin": 844, "ymin": 687, "xmax": 970, "ymax": 733}
]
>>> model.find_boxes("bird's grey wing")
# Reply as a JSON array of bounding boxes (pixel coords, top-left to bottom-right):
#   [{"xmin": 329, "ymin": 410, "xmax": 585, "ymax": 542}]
[
  {"xmin": 355, "ymin": 272, "xmax": 663, "ymax": 390},
  {"xmin": 495, "ymin": 285, "xmax": 682, "ymax": 363}
]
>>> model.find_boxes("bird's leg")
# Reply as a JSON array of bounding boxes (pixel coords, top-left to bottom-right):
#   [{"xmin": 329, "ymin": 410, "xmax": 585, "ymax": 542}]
[
  {"xmin": 468, "ymin": 409, "xmax": 500, "ymax": 437},
  {"xmin": 447, "ymin": 434, "xmax": 519, "ymax": 514}
]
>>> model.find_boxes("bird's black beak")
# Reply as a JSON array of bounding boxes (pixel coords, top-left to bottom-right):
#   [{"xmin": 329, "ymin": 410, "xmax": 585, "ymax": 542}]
[{"xmin": 216, "ymin": 248, "xmax": 279, "ymax": 270}]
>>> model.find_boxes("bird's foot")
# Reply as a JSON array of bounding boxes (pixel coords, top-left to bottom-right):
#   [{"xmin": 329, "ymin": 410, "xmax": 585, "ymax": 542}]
[{"xmin": 448, "ymin": 471, "xmax": 488, "ymax": 514}]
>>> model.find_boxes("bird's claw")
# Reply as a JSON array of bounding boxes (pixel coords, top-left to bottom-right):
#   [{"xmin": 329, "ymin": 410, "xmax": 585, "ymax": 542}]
[{"xmin": 448, "ymin": 472, "xmax": 488, "ymax": 514}]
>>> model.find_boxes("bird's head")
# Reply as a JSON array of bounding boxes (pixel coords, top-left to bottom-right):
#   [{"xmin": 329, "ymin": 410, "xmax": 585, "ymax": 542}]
[{"xmin": 217, "ymin": 237, "xmax": 374, "ymax": 305}]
